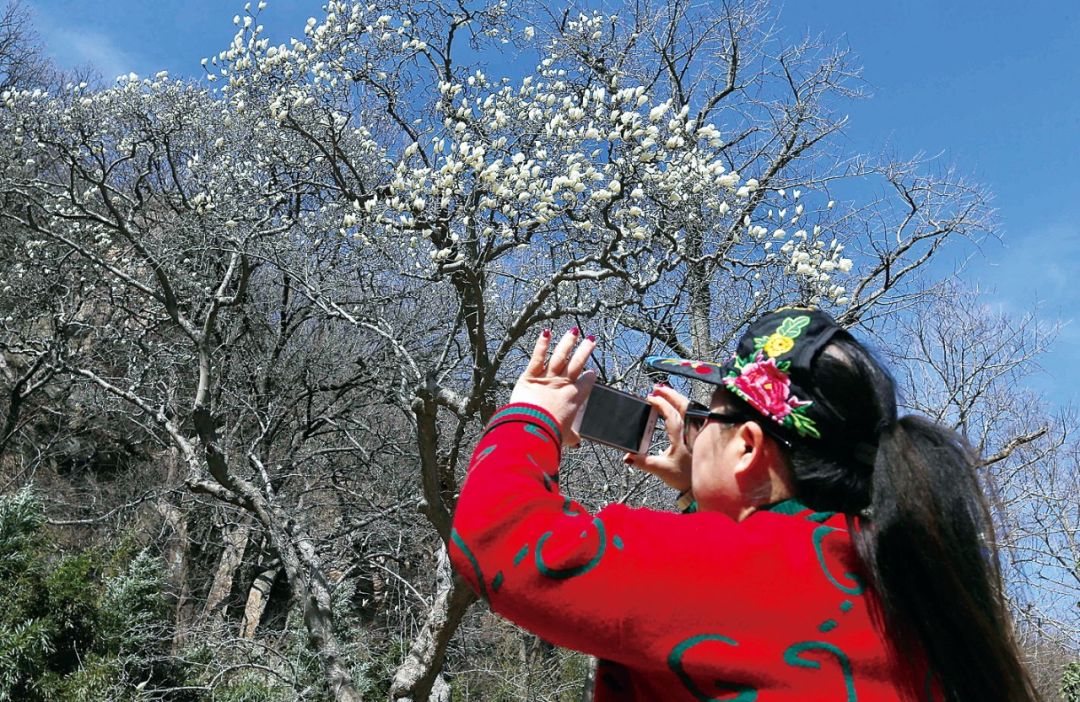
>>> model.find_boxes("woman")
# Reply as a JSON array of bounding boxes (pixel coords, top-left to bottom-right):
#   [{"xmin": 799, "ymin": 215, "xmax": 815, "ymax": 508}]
[{"xmin": 449, "ymin": 307, "xmax": 1038, "ymax": 701}]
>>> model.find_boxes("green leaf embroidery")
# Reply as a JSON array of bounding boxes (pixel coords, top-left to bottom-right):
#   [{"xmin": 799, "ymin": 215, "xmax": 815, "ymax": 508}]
[
  {"xmin": 777, "ymin": 315, "xmax": 811, "ymax": 338},
  {"xmin": 788, "ymin": 411, "xmax": 821, "ymax": 439}
]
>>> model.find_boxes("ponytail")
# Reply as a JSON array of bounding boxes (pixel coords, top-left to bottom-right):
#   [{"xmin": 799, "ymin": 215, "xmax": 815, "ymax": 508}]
[
  {"xmin": 781, "ymin": 338, "xmax": 1040, "ymax": 702},
  {"xmin": 856, "ymin": 416, "xmax": 1039, "ymax": 702}
]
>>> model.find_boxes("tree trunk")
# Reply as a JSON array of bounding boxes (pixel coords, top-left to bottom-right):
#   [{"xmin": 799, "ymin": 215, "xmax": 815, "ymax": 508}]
[
  {"xmin": 240, "ymin": 564, "xmax": 279, "ymax": 638},
  {"xmin": 159, "ymin": 449, "xmax": 193, "ymax": 652},
  {"xmin": 389, "ymin": 545, "xmax": 476, "ymax": 701},
  {"xmin": 520, "ymin": 634, "xmax": 557, "ymax": 701},
  {"xmin": 179, "ymin": 422, "xmax": 364, "ymax": 702},
  {"xmin": 579, "ymin": 658, "xmax": 597, "ymax": 702},
  {"xmin": 301, "ymin": 564, "xmax": 363, "ymax": 702},
  {"xmin": 157, "ymin": 497, "xmax": 193, "ymax": 652},
  {"xmin": 203, "ymin": 515, "xmax": 252, "ymax": 619},
  {"xmin": 686, "ymin": 230, "xmax": 714, "ymax": 404},
  {"xmin": 427, "ymin": 675, "xmax": 452, "ymax": 702}
]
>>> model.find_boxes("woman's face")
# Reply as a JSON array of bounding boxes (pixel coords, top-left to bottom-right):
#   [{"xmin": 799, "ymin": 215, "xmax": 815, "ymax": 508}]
[
  {"xmin": 688, "ymin": 391, "xmax": 751, "ymax": 519},
  {"xmin": 689, "ymin": 389, "xmax": 786, "ymax": 520}
]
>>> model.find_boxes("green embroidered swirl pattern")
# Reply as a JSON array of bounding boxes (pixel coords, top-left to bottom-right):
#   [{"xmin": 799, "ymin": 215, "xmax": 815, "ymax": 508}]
[
  {"xmin": 450, "ymin": 528, "xmax": 488, "ymax": 600},
  {"xmin": 473, "ymin": 444, "xmax": 497, "ymax": 466},
  {"xmin": 534, "ymin": 517, "xmax": 607, "ymax": 579},
  {"xmin": 668, "ymin": 634, "xmax": 758, "ymax": 702},
  {"xmin": 812, "ymin": 526, "xmax": 865, "ymax": 595},
  {"xmin": 561, "ymin": 498, "xmax": 582, "ymax": 516},
  {"xmin": 783, "ymin": 641, "xmax": 857, "ymax": 702},
  {"xmin": 523, "ymin": 423, "xmax": 552, "ymax": 442}
]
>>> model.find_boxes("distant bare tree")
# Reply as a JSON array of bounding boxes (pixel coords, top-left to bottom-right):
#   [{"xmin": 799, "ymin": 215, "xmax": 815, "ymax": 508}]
[
  {"xmin": 887, "ymin": 285, "xmax": 1078, "ymax": 696},
  {"xmin": 0, "ymin": 1, "xmax": 51, "ymax": 90}
]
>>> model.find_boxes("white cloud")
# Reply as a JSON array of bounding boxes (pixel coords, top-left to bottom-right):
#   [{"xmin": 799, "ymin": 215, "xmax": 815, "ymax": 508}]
[
  {"xmin": 55, "ymin": 28, "xmax": 136, "ymax": 81},
  {"xmin": 966, "ymin": 221, "xmax": 1080, "ymax": 406},
  {"xmin": 980, "ymin": 223, "xmax": 1077, "ymax": 305},
  {"xmin": 35, "ymin": 11, "xmax": 140, "ymax": 82}
]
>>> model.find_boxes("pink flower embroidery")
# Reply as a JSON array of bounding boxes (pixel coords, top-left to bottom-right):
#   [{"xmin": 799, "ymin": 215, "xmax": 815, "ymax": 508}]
[{"xmin": 724, "ymin": 354, "xmax": 809, "ymax": 420}]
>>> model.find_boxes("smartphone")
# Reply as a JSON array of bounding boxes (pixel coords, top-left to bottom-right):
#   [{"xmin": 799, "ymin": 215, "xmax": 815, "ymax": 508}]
[{"xmin": 572, "ymin": 383, "xmax": 658, "ymax": 455}]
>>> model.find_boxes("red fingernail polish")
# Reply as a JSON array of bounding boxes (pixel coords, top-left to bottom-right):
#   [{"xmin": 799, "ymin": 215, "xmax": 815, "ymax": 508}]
[
  {"xmin": 648, "ymin": 390, "xmax": 658, "ymax": 397},
  {"xmin": 542, "ymin": 328, "xmax": 551, "ymax": 338},
  {"xmin": 586, "ymin": 335, "xmax": 596, "ymax": 342},
  {"xmin": 623, "ymin": 456, "xmax": 634, "ymax": 465},
  {"xmin": 570, "ymin": 326, "xmax": 580, "ymax": 336}
]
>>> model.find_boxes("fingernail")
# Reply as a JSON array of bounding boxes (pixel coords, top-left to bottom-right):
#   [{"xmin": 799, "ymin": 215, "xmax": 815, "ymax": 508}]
[
  {"xmin": 658, "ymin": 382, "xmax": 670, "ymax": 388},
  {"xmin": 623, "ymin": 456, "xmax": 634, "ymax": 465},
  {"xmin": 648, "ymin": 390, "xmax": 658, "ymax": 397},
  {"xmin": 570, "ymin": 326, "xmax": 580, "ymax": 336},
  {"xmin": 542, "ymin": 329, "xmax": 551, "ymax": 338},
  {"xmin": 586, "ymin": 334, "xmax": 596, "ymax": 342}
]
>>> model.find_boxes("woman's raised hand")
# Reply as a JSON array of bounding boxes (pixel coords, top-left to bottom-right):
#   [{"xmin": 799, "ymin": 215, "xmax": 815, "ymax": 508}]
[
  {"xmin": 624, "ymin": 385, "xmax": 693, "ymax": 493},
  {"xmin": 509, "ymin": 328, "xmax": 597, "ymax": 446}
]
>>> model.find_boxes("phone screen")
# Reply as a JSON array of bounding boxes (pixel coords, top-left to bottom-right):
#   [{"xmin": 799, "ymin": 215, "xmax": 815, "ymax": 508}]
[{"xmin": 576, "ymin": 383, "xmax": 657, "ymax": 454}]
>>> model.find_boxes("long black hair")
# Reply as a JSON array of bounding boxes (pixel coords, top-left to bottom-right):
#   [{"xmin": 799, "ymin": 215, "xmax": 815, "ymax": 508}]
[{"xmin": 754, "ymin": 335, "xmax": 1040, "ymax": 702}]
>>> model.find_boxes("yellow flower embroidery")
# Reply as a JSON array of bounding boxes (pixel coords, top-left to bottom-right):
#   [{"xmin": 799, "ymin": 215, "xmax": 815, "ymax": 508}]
[
  {"xmin": 763, "ymin": 333, "xmax": 795, "ymax": 358},
  {"xmin": 754, "ymin": 315, "xmax": 811, "ymax": 358}
]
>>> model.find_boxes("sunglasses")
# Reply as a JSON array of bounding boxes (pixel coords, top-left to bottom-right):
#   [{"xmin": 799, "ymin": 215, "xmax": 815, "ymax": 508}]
[{"xmin": 682, "ymin": 401, "xmax": 751, "ymax": 450}]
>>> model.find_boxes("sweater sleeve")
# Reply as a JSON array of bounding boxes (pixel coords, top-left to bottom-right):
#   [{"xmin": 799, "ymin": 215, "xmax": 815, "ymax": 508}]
[{"xmin": 449, "ymin": 403, "xmax": 776, "ymax": 666}]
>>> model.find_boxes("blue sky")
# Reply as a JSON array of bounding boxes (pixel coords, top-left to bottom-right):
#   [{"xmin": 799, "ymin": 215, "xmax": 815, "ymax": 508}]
[
  {"xmin": 775, "ymin": 0, "xmax": 1080, "ymax": 407},
  {"xmin": 26, "ymin": 0, "xmax": 1080, "ymax": 406}
]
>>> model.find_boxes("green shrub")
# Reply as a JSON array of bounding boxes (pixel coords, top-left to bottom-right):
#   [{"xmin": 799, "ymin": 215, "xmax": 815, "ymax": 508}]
[
  {"xmin": 1063, "ymin": 661, "xmax": 1080, "ymax": 702},
  {"xmin": 0, "ymin": 489, "xmax": 195, "ymax": 700}
]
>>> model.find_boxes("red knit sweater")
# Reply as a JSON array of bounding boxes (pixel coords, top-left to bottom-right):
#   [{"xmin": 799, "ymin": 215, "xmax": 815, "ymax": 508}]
[{"xmin": 450, "ymin": 404, "xmax": 931, "ymax": 701}]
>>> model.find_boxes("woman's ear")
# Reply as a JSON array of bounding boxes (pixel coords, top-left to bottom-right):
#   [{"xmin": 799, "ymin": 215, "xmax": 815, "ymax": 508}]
[
  {"xmin": 733, "ymin": 421, "xmax": 794, "ymax": 508},
  {"xmin": 732, "ymin": 421, "xmax": 776, "ymax": 502},
  {"xmin": 733, "ymin": 421, "xmax": 767, "ymax": 474}
]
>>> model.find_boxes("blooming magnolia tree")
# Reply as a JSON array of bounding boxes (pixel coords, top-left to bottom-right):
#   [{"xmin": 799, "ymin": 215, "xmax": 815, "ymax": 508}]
[{"xmin": 0, "ymin": 0, "xmax": 1023, "ymax": 699}]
